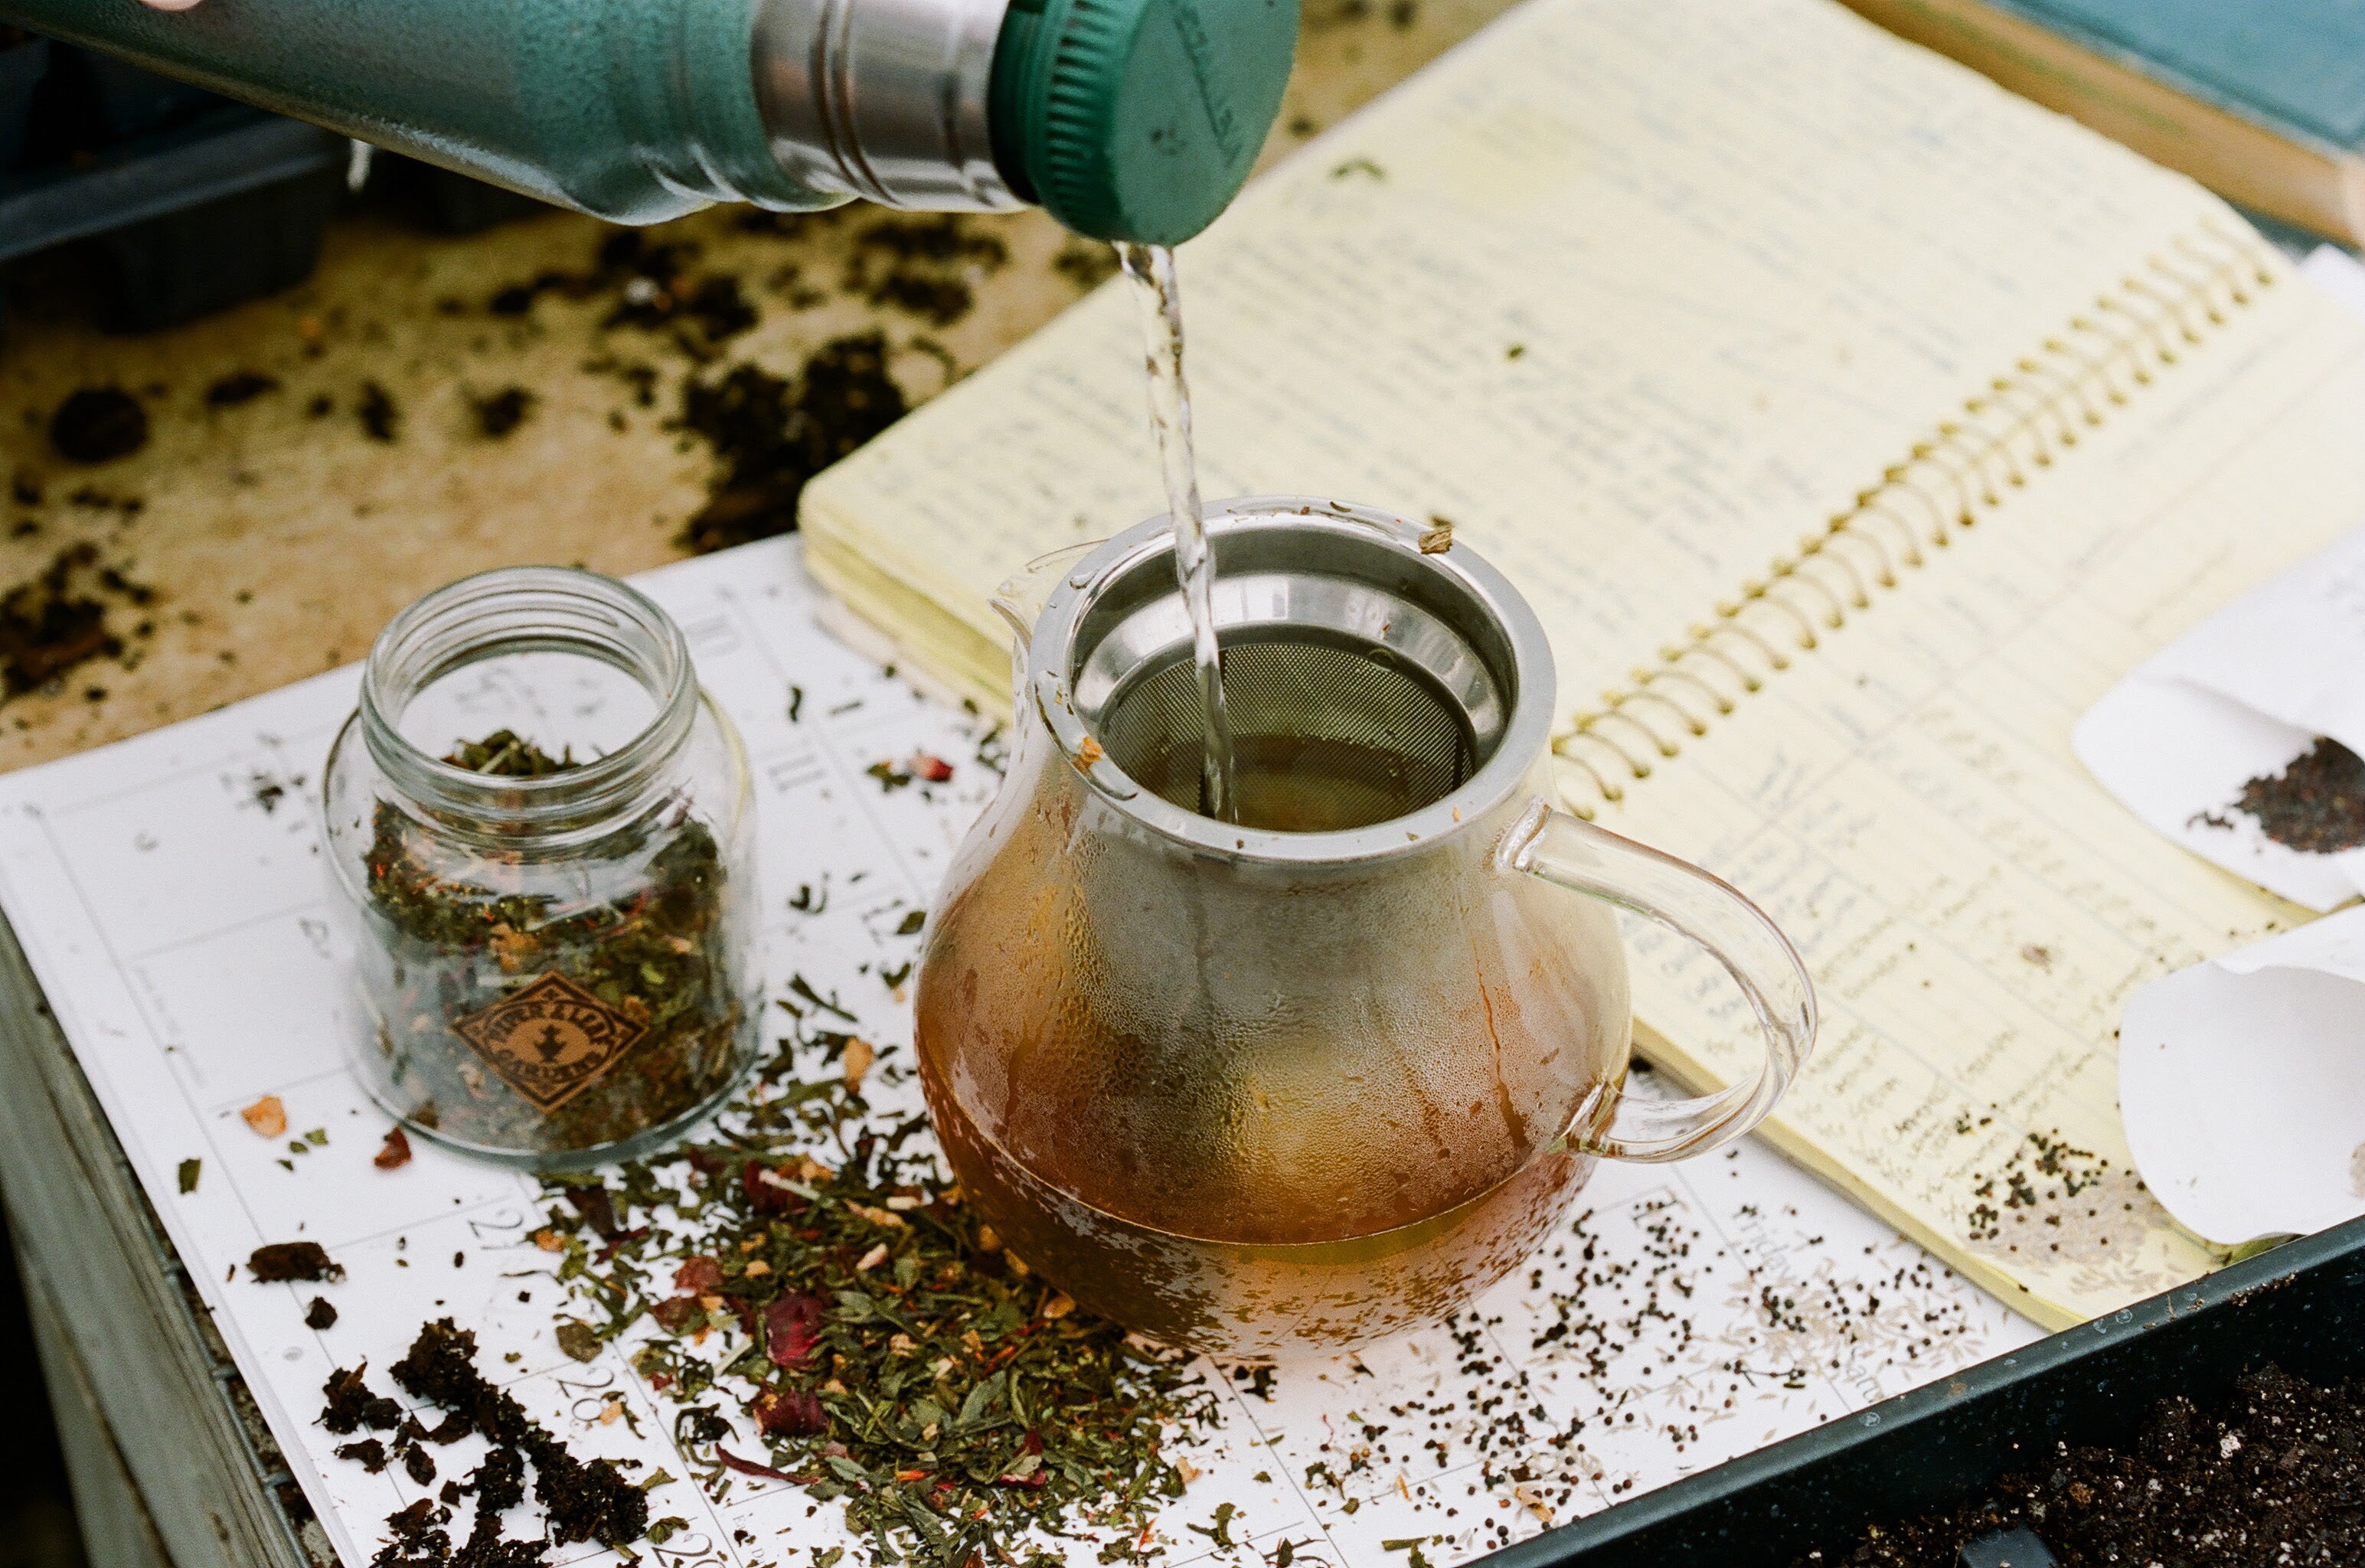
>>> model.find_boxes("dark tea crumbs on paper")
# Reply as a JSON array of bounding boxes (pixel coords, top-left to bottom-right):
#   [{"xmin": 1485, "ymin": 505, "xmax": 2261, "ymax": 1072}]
[
  {"xmin": 324, "ymin": 1320, "xmax": 650, "ymax": 1568},
  {"xmin": 2200, "ymin": 737, "xmax": 2365, "ymax": 854},
  {"xmin": 247, "ymin": 1241, "xmax": 343, "ymax": 1282},
  {"xmin": 306, "ymin": 1297, "xmax": 339, "ymax": 1330},
  {"xmin": 1802, "ymin": 1364, "xmax": 2365, "ymax": 1565}
]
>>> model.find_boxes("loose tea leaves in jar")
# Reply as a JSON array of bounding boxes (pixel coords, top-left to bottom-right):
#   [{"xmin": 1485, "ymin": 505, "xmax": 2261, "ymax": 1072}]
[
  {"xmin": 361, "ymin": 731, "xmax": 741, "ymax": 1153},
  {"xmin": 325, "ymin": 567, "xmax": 759, "ymax": 1167}
]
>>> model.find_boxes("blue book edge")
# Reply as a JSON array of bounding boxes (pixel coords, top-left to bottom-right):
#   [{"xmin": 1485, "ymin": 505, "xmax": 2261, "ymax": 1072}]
[{"xmin": 1966, "ymin": 0, "xmax": 2365, "ymax": 159}]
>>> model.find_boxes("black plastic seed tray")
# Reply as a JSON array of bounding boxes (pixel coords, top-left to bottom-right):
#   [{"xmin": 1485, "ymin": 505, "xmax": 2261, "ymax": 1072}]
[
  {"xmin": 1491, "ymin": 1215, "xmax": 2365, "ymax": 1566},
  {"xmin": 0, "ymin": 34, "xmax": 342, "ymax": 331},
  {"xmin": 0, "ymin": 34, "xmax": 554, "ymax": 333}
]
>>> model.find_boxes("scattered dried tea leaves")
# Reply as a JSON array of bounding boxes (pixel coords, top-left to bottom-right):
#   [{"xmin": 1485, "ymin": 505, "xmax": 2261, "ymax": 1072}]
[
  {"xmin": 375, "ymin": 1126, "xmax": 414, "ymax": 1170},
  {"xmin": 50, "ymin": 388, "xmax": 148, "ymax": 464},
  {"xmin": 555, "ymin": 1321, "xmax": 603, "ymax": 1363},
  {"xmin": 241, "ymin": 1094, "xmax": 289, "ymax": 1138},
  {"xmin": 839, "ymin": 1034, "xmax": 874, "ymax": 1092},
  {"xmin": 328, "ymin": 1336, "xmax": 629, "ymax": 1568},
  {"xmin": 250, "ymin": 1241, "xmax": 343, "ymax": 1282},
  {"xmin": 444, "ymin": 727, "xmax": 576, "ymax": 776},
  {"xmin": 2207, "ymin": 737, "xmax": 2365, "ymax": 855},
  {"xmin": 534, "ymin": 1065, "xmax": 1215, "ymax": 1568},
  {"xmin": 307, "ymin": 1296, "xmax": 340, "ymax": 1330},
  {"xmin": 177, "ymin": 1157, "xmax": 201, "ymax": 1193}
]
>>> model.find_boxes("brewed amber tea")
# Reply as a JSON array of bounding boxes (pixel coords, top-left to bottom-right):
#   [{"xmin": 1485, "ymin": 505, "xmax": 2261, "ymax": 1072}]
[
  {"xmin": 917, "ymin": 501, "xmax": 1815, "ymax": 1357},
  {"xmin": 916, "ymin": 636, "xmax": 1625, "ymax": 1351}
]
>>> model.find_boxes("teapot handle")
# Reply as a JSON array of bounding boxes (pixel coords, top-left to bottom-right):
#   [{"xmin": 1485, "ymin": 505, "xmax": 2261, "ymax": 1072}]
[{"xmin": 1497, "ymin": 799, "xmax": 1816, "ymax": 1164}]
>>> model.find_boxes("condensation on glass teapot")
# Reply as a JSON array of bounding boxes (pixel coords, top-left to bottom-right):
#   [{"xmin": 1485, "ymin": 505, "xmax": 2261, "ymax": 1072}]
[{"xmin": 914, "ymin": 497, "xmax": 1818, "ymax": 1357}]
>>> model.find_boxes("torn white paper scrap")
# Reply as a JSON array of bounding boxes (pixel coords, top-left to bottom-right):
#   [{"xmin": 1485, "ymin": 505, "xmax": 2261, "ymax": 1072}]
[
  {"xmin": 2120, "ymin": 906, "xmax": 2365, "ymax": 1246},
  {"xmin": 2074, "ymin": 677, "xmax": 2358, "ymax": 912},
  {"xmin": 2301, "ymin": 245, "xmax": 2365, "ymax": 323},
  {"xmin": 2073, "ymin": 521, "xmax": 2365, "ymax": 913}
]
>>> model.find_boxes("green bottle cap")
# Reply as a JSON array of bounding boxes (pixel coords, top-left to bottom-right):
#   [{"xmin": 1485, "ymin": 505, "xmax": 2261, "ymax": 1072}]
[{"xmin": 990, "ymin": 0, "xmax": 1299, "ymax": 247}]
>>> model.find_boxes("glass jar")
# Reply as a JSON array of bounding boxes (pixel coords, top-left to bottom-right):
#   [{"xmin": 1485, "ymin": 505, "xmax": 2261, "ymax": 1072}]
[{"xmin": 322, "ymin": 567, "xmax": 759, "ymax": 1168}]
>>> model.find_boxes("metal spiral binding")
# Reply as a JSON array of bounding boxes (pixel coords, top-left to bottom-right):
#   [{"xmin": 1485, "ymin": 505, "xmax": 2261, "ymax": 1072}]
[{"xmin": 1556, "ymin": 223, "xmax": 2277, "ymax": 819}]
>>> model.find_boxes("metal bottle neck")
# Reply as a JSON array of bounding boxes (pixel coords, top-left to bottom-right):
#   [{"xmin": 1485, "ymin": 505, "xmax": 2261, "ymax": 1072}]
[{"xmin": 750, "ymin": 0, "xmax": 1025, "ymax": 213}]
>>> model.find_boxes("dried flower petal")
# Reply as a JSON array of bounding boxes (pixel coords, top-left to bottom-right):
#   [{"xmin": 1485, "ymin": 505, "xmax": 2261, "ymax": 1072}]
[
  {"xmin": 764, "ymin": 1292, "xmax": 828, "ymax": 1370},
  {"xmin": 650, "ymin": 1296, "xmax": 704, "ymax": 1333},
  {"xmin": 716, "ymin": 1448, "xmax": 800, "ymax": 1483},
  {"xmin": 841, "ymin": 1037, "xmax": 875, "ymax": 1093},
  {"xmin": 374, "ymin": 1127, "xmax": 413, "ymax": 1170},
  {"xmin": 750, "ymin": 1386, "xmax": 827, "ymax": 1436},
  {"xmin": 743, "ymin": 1159, "xmax": 806, "ymax": 1217},
  {"xmin": 241, "ymin": 1095, "xmax": 288, "ymax": 1138}
]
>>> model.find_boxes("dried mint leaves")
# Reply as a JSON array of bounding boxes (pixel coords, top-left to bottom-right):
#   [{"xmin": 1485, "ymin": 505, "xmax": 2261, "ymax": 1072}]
[{"xmin": 528, "ymin": 1063, "xmax": 1215, "ymax": 1568}]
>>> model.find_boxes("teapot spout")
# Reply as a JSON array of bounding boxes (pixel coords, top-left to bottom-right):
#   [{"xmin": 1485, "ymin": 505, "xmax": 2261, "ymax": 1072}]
[{"xmin": 991, "ymin": 543, "xmax": 1102, "ymax": 644}]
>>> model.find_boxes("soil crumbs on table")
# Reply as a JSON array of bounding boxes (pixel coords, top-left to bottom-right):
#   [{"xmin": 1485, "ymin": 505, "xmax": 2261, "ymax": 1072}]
[
  {"xmin": 1803, "ymin": 1364, "xmax": 2365, "ymax": 1566},
  {"xmin": 673, "ymin": 333, "xmax": 906, "ymax": 555},
  {"xmin": 2204, "ymin": 737, "xmax": 2365, "ymax": 855},
  {"xmin": 0, "ymin": 542, "xmax": 154, "ymax": 698}
]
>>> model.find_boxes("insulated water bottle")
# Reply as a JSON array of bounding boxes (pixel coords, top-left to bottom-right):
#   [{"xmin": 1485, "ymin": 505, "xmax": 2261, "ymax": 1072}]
[{"xmin": 0, "ymin": 0, "xmax": 1298, "ymax": 243}]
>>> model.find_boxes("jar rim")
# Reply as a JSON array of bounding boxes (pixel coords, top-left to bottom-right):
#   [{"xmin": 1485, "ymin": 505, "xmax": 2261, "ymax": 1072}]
[{"xmin": 359, "ymin": 566, "xmax": 698, "ymax": 833}]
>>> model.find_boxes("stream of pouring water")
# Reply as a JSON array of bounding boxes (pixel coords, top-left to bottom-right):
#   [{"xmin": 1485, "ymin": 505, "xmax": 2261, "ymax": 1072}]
[{"xmin": 1117, "ymin": 241, "xmax": 1236, "ymax": 824}]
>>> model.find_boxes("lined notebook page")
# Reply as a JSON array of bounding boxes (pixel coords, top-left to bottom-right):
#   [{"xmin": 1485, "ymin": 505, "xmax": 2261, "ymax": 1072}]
[
  {"xmin": 800, "ymin": 0, "xmax": 2365, "ymax": 1325},
  {"xmin": 1579, "ymin": 271, "xmax": 2365, "ymax": 1328},
  {"xmin": 802, "ymin": 0, "xmax": 2238, "ymax": 715}
]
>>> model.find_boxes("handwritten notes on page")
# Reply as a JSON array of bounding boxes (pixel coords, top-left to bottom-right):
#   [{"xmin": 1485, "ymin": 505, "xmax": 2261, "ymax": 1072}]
[
  {"xmin": 0, "ymin": 540, "xmax": 2037, "ymax": 1568},
  {"xmin": 1567, "ymin": 263, "xmax": 2365, "ymax": 1328},
  {"xmin": 805, "ymin": 0, "xmax": 2238, "ymax": 718}
]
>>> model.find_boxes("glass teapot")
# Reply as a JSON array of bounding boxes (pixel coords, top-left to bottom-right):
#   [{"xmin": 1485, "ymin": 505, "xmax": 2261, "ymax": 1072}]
[{"xmin": 913, "ymin": 497, "xmax": 1815, "ymax": 1357}]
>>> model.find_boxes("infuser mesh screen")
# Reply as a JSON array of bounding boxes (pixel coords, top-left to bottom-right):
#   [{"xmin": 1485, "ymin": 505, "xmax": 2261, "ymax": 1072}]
[{"xmin": 1094, "ymin": 636, "xmax": 1476, "ymax": 831}]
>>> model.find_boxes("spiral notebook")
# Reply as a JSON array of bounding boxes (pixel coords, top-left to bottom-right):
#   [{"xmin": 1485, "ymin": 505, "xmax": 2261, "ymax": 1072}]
[{"xmin": 801, "ymin": 0, "xmax": 2365, "ymax": 1328}]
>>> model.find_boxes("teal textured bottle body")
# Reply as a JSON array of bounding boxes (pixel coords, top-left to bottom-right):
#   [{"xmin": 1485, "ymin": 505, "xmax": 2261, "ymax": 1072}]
[
  {"xmin": 1, "ymin": 0, "xmax": 806, "ymax": 220},
  {"xmin": 0, "ymin": 0, "xmax": 1299, "ymax": 239}
]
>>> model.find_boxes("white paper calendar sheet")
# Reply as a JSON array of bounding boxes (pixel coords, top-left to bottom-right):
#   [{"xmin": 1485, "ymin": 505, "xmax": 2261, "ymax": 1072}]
[{"xmin": 0, "ymin": 538, "xmax": 2038, "ymax": 1568}]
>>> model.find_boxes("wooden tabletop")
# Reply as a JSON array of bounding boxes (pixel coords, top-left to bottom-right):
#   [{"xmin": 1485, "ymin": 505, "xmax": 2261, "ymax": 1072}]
[{"xmin": 0, "ymin": 0, "xmax": 1515, "ymax": 776}]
